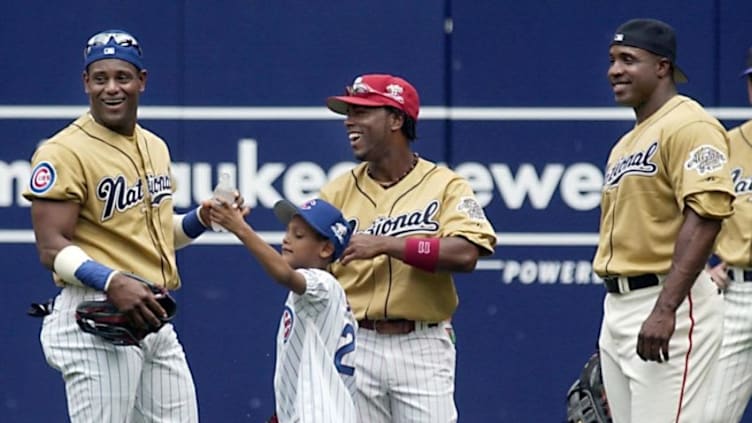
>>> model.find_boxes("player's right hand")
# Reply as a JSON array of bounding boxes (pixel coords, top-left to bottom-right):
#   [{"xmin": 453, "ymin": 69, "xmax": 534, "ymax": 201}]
[
  {"xmin": 105, "ymin": 273, "xmax": 166, "ymax": 329},
  {"xmin": 707, "ymin": 262, "xmax": 729, "ymax": 291},
  {"xmin": 339, "ymin": 234, "xmax": 389, "ymax": 265},
  {"xmin": 637, "ymin": 307, "xmax": 675, "ymax": 363}
]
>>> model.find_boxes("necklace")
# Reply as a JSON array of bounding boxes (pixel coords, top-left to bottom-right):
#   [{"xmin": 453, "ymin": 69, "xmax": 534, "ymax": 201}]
[{"xmin": 368, "ymin": 153, "xmax": 419, "ymax": 188}]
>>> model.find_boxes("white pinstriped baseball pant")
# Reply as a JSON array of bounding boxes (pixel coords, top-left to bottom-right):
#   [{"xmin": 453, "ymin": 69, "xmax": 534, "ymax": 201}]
[
  {"xmin": 702, "ymin": 268, "xmax": 752, "ymax": 422},
  {"xmin": 40, "ymin": 286, "xmax": 199, "ymax": 423},
  {"xmin": 354, "ymin": 321, "xmax": 457, "ymax": 423}
]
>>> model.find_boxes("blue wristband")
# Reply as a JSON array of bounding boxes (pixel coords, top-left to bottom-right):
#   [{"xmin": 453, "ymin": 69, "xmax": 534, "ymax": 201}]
[
  {"xmin": 183, "ymin": 208, "xmax": 207, "ymax": 238},
  {"xmin": 75, "ymin": 260, "xmax": 116, "ymax": 291},
  {"xmin": 708, "ymin": 253, "xmax": 722, "ymax": 268}
]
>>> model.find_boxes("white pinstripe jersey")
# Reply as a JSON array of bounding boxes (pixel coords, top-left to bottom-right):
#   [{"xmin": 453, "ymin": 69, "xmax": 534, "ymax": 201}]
[{"xmin": 274, "ymin": 268, "xmax": 358, "ymax": 423}]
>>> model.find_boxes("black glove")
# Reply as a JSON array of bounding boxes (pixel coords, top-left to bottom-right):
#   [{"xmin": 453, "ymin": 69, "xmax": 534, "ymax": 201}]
[
  {"xmin": 75, "ymin": 272, "xmax": 177, "ymax": 346},
  {"xmin": 566, "ymin": 351, "xmax": 612, "ymax": 423}
]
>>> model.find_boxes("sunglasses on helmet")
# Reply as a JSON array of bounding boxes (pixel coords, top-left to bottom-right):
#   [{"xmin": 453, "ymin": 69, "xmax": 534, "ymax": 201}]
[{"xmin": 84, "ymin": 31, "xmax": 142, "ymax": 58}]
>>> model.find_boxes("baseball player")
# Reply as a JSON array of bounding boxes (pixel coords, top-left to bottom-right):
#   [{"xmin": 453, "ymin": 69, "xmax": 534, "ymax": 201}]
[
  {"xmin": 320, "ymin": 73, "xmax": 497, "ymax": 423},
  {"xmin": 593, "ymin": 19, "xmax": 735, "ymax": 423},
  {"xmin": 23, "ymin": 30, "xmax": 225, "ymax": 422},
  {"xmin": 701, "ymin": 46, "xmax": 752, "ymax": 423},
  {"xmin": 209, "ymin": 198, "xmax": 358, "ymax": 423}
]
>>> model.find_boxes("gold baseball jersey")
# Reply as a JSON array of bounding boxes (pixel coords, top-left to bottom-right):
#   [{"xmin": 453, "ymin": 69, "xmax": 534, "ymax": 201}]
[
  {"xmin": 319, "ymin": 158, "xmax": 497, "ymax": 322},
  {"xmin": 23, "ymin": 114, "xmax": 180, "ymax": 289},
  {"xmin": 714, "ymin": 120, "xmax": 752, "ymax": 266},
  {"xmin": 593, "ymin": 95, "xmax": 735, "ymax": 277}
]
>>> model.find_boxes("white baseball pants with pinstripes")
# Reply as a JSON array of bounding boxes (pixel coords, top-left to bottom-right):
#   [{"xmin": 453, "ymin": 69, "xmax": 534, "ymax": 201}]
[
  {"xmin": 599, "ymin": 272, "xmax": 722, "ymax": 423},
  {"xmin": 40, "ymin": 286, "xmax": 199, "ymax": 423},
  {"xmin": 354, "ymin": 321, "xmax": 457, "ymax": 423},
  {"xmin": 702, "ymin": 273, "xmax": 752, "ymax": 422}
]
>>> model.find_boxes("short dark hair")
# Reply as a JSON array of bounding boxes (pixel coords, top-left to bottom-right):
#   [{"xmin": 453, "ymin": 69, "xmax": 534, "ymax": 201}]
[{"xmin": 386, "ymin": 106, "xmax": 417, "ymax": 141}]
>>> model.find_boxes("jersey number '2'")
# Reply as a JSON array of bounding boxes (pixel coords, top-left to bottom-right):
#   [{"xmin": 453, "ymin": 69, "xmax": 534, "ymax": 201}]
[{"xmin": 334, "ymin": 323, "xmax": 355, "ymax": 376}]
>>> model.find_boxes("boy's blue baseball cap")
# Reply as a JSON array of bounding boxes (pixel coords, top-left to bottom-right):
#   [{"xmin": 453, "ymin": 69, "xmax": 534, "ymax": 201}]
[
  {"xmin": 273, "ymin": 198, "xmax": 353, "ymax": 260},
  {"xmin": 84, "ymin": 29, "xmax": 144, "ymax": 70}
]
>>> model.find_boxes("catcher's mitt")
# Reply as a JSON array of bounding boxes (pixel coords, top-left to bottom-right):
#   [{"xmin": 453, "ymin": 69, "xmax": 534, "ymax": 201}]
[
  {"xmin": 75, "ymin": 272, "xmax": 177, "ymax": 346},
  {"xmin": 566, "ymin": 351, "xmax": 612, "ymax": 423}
]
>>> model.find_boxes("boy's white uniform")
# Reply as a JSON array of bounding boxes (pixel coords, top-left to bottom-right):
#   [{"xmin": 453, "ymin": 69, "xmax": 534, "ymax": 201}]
[{"xmin": 275, "ymin": 268, "xmax": 358, "ymax": 423}]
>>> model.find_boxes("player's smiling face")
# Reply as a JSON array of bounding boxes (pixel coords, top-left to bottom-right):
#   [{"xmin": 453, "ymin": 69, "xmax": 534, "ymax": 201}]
[
  {"xmin": 344, "ymin": 105, "xmax": 396, "ymax": 162},
  {"xmin": 608, "ymin": 45, "xmax": 663, "ymax": 108},
  {"xmin": 281, "ymin": 216, "xmax": 333, "ymax": 268},
  {"xmin": 84, "ymin": 59, "xmax": 146, "ymax": 136}
]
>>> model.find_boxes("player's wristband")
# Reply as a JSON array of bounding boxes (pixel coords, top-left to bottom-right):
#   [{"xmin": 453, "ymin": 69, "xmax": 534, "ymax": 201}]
[
  {"xmin": 173, "ymin": 207, "xmax": 208, "ymax": 248},
  {"xmin": 183, "ymin": 207, "xmax": 208, "ymax": 237},
  {"xmin": 708, "ymin": 253, "xmax": 722, "ymax": 268},
  {"xmin": 53, "ymin": 245, "xmax": 118, "ymax": 291},
  {"xmin": 403, "ymin": 237, "xmax": 440, "ymax": 272}
]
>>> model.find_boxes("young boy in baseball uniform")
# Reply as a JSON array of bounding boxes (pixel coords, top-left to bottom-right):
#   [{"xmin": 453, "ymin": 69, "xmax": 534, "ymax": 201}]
[{"xmin": 209, "ymin": 198, "xmax": 358, "ymax": 423}]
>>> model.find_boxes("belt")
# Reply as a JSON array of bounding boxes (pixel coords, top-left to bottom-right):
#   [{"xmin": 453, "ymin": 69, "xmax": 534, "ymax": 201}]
[
  {"xmin": 358, "ymin": 319, "xmax": 438, "ymax": 335},
  {"xmin": 727, "ymin": 267, "xmax": 752, "ymax": 282},
  {"xmin": 603, "ymin": 274, "xmax": 661, "ymax": 294}
]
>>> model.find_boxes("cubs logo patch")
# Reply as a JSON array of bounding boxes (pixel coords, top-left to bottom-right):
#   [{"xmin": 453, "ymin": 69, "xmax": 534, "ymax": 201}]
[
  {"xmin": 685, "ymin": 145, "xmax": 726, "ymax": 175},
  {"xmin": 281, "ymin": 306, "xmax": 294, "ymax": 343},
  {"xmin": 29, "ymin": 161, "xmax": 56, "ymax": 194},
  {"xmin": 457, "ymin": 197, "xmax": 487, "ymax": 220}
]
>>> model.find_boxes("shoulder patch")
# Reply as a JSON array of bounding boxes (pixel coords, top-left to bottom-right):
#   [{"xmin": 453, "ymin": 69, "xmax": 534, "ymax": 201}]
[
  {"xmin": 457, "ymin": 197, "xmax": 487, "ymax": 220},
  {"xmin": 281, "ymin": 305, "xmax": 294, "ymax": 344},
  {"xmin": 29, "ymin": 161, "xmax": 56, "ymax": 194},
  {"xmin": 685, "ymin": 145, "xmax": 726, "ymax": 175}
]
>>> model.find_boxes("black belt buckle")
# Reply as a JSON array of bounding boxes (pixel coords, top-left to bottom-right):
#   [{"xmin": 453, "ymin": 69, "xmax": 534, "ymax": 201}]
[{"xmin": 604, "ymin": 274, "xmax": 660, "ymax": 294}]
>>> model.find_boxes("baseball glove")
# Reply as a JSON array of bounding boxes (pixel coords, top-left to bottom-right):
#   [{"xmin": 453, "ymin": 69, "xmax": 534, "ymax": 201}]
[
  {"xmin": 75, "ymin": 272, "xmax": 177, "ymax": 346},
  {"xmin": 566, "ymin": 351, "xmax": 612, "ymax": 423}
]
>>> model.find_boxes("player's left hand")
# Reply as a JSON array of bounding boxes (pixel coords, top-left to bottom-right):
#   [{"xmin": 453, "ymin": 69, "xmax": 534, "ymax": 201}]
[
  {"xmin": 636, "ymin": 307, "xmax": 676, "ymax": 363},
  {"xmin": 339, "ymin": 234, "xmax": 393, "ymax": 265}
]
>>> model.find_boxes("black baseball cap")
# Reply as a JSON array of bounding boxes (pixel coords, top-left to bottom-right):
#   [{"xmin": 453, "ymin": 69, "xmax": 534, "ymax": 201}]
[{"xmin": 611, "ymin": 18, "xmax": 688, "ymax": 84}]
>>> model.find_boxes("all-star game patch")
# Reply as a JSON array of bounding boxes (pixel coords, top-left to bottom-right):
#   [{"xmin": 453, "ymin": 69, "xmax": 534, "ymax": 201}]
[
  {"xmin": 29, "ymin": 161, "xmax": 56, "ymax": 194},
  {"xmin": 457, "ymin": 197, "xmax": 487, "ymax": 220},
  {"xmin": 684, "ymin": 145, "xmax": 726, "ymax": 175}
]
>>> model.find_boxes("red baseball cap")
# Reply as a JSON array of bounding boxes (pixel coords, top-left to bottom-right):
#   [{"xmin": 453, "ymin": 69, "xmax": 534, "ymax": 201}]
[{"xmin": 326, "ymin": 74, "xmax": 420, "ymax": 120}]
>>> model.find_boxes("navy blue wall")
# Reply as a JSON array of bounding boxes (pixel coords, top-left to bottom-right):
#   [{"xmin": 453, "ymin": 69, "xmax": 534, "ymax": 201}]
[{"xmin": 2, "ymin": 1, "xmax": 752, "ymax": 421}]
